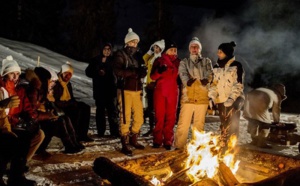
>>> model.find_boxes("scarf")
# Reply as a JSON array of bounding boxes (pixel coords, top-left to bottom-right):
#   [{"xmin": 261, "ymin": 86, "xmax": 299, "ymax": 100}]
[{"xmin": 58, "ymin": 76, "xmax": 71, "ymax": 101}]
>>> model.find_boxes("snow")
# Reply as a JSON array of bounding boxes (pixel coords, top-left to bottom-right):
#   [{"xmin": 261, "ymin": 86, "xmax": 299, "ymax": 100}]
[{"xmin": 1, "ymin": 37, "xmax": 300, "ymax": 185}]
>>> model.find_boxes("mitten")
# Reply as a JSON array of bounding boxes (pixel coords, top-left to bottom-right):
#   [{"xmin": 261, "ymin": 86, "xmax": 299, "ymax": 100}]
[
  {"xmin": 0, "ymin": 95, "xmax": 20, "ymax": 109},
  {"xmin": 157, "ymin": 65, "xmax": 167, "ymax": 74},
  {"xmin": 187, "ymin": 78, "xmax": 196, "ymax": 86},
  {"xmin": 224, "ymin": 98, "xmax": 234, "ymax": 107},
  {"xmin": 200, "ymin": 79, "xmax": 209, "ymax": 86}
]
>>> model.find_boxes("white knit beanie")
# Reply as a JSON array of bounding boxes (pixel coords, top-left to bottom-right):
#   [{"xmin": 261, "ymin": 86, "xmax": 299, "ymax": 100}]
[
  {"xmin": 60, "ymin": 61, "xmax": 74, "ymax": 75},
  {"xmin": 189, "ymin": 37, "xmax": 202, "ymax": 51},
  {"xmin": 1, "ymin": 55, "xmax": 21, "ymax": 76},
  {"xmin": 124, "ymin": 28, "xmax": 140, "ymax": 44},
  {"xmin": 152, "ymin": 39, "xmax": 165, "ymax": 51}
]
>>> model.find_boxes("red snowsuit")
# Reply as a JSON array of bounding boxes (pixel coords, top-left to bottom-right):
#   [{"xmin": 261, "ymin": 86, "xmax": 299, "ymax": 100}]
[{"xmin": 150, "ymin": 54, "xmax": 180, "ymax": 146}]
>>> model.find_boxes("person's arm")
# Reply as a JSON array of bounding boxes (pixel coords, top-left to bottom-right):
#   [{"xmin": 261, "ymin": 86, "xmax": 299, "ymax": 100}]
[
  {"xmin": 178, "ymin": 59, "xmax": 190, "ymax": 87},
  {"xmin": 272, "ymin": 99, "xmax": 281, "ymax": 123}
]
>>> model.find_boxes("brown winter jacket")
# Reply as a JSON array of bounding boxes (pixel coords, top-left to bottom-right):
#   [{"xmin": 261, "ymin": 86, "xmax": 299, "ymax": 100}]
[{"xmin": 113, "ymin": 48, "xmax": 146, "ymax": 91}]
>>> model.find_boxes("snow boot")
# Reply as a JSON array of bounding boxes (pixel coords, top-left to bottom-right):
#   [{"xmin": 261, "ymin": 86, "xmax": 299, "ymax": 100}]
[
  {"xmin": 129, "ymin": 133, "xmax": 144, "ymax": 149},
  {"xmin": 121, "ymin": 135, "xmax": 132, "ymax": 156}
]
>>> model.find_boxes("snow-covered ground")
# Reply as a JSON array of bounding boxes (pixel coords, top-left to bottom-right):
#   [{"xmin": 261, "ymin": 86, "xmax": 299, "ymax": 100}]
[{"xmin": 1, "ymin": 37, "xmax": 300, "ymax": 185}]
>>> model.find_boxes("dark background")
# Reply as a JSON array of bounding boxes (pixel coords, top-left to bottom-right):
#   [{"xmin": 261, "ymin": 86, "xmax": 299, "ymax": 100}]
[{"xmin": 0, "ymin": 0, "xmax": 299, "ymax": 113}]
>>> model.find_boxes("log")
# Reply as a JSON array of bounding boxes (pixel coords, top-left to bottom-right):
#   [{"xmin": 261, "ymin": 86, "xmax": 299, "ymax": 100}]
[
  {"xmin": 218, "ymin": 162, "xmax": 240, "ymax": 186},
  {"xmin": 238, "ymin": 166, "xmax": 300, "ymax": 186},
  {"xmin": 239, "ymin": 161, "xmax": 270, "ymax": 174},
  {"xmin": 193, "ymin": 178, "xmax": 219, "ymax": 186},
  {"xmin": 93, "ymin": 157, "xmax": 152, "ymax": 186}
]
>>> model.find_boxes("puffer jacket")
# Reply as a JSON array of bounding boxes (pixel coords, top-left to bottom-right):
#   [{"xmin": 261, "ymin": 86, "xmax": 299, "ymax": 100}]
[
  {"xmin": 150, "ymin": 54, "xmax": 180, "ymax": 96},
  {"xmin": 209, "ymin": 57, "xmax": 244, "ymax": 103},
  {"xmin": 113, "ymin": 48, "xmax": 146, "ymax": 91},
  {"xmin": 179, "ymin": 57, "xmax": 213, "ymax": 104}
]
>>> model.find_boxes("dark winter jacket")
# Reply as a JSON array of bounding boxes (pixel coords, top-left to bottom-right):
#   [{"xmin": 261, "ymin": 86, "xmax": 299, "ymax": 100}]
[
  {"xmin": 85, "ymin": 55, "xmax": 117, "ymax": 99},
  {"xmin": 52, "ymin": 78, "xmax": 77, "ymax": 108},
  {"xmin": 113, "ymin": 47, "xmax": 146, "ymax": 91}
]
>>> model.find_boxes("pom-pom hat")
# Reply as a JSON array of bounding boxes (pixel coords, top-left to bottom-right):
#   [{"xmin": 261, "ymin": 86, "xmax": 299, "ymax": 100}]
[
  {"xmin": 1, "ymin": 55, "xmax": 21, "ymax": 76},
  {"xmin": 124, "ymin": 28, "xmax": 140, "ymax": 44}
]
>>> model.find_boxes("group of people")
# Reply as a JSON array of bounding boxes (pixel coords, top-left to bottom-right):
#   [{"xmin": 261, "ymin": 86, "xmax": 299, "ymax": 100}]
[
  {"xmin": 0, "ymin": 56, "xmax": 92, "ymax": 185},
  {"xmin": 0, "ymin": 27, "xmax": 287, "ymax": 185},
  {"xmin": 85, "ymin": 27, "xmax": 248, "ymax": 156}
]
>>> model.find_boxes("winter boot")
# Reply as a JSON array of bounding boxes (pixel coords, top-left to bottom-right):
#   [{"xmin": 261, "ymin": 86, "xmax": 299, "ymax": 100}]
[
  {"xmin": 121, "ymin": 135, "xmax": 132, "ymax": 156},
  {"xmin": 129, "ymin": 133, "xmax": 145, "ymax": 149},
  {"xmin": 8, "ymin": 158, "xmax": 36, "ymax": 186},
  {"xmin": 62, "ymin": 137, "xmax": 81, "ymax": 154}
]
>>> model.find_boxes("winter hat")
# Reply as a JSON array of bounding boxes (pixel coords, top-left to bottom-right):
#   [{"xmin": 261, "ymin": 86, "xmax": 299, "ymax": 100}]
[
  {"xmin": 1, "ymin": 55, "xmax": 21, "ymax": 76},
  {"xmin": 34, "ymin": 67, "xmax": 51, "ymax": 82},
  {"xmin": 152, "ymin": 39, "xmax": 165, "ymax": 51},
  {"xmin": 189, "ymin": 37, "xmax": 202, "ymax": 51},
  {"xmin": 163, "ymin": 40, "xmax": 177, "ymax": 53},
  {"xmin": 218, "ymin": 41, "xmax": 236, "ymax": 58},
  {"xmin": 60, "ymin": 61, "xmax": 74, "ymax": 75},
  {"xmin": 124, "ymin": 28, "xmax": 140, "ymax": 44}
]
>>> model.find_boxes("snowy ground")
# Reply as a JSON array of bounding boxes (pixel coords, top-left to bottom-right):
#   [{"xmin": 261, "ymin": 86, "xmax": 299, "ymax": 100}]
[{"xmin": 1, "ymin": 37, "xmax": 300, "ymax": 185}]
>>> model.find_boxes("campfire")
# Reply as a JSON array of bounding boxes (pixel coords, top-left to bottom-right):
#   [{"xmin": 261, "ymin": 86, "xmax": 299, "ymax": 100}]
[{"xmin": 93, "ymin": 131, "xmax": 300, "ymax": 186}]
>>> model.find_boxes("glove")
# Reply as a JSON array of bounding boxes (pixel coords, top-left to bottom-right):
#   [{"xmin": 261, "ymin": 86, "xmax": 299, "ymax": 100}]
[
  {"xmin": 0, "ymin": 95, "xmax": 20, "ymax": 109},
  {"xmin": 200, "ymin": 79, "xmax": 209, "ymax": 86},
  {"xmin": 187, "ymin": 78, "xmax": 196, "ymax": 86},
  {"xmin": 224, "ymin": 98, "xmax": 234, "ymax": 107},
  {"xmin": 157, "ymin": 64, "xmax": 167, "ymax": 74}
]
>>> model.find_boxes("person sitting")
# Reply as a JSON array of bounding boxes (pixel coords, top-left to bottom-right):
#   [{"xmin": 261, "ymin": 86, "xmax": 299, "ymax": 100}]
[
  {"xmin": 53, "ymin": 62, "xmax": 93, "ymax": 142},
  {"xmin": 25, "ymin": 67, "xmax": 84, "ymax": 155},
  {"xmin": 0, "ymin": 55, "xmax": 37, "ymax": 186},
  {"xmin": 243, "ymin": 83, "xmax": 287, "ymax": 148}
]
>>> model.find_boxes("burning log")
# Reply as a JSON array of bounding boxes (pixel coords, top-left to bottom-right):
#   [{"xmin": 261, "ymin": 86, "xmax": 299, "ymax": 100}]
[
  {"xmin": 239, "ymin": 161, "xmax": 270, "ymax": 174},
  {"xmin": 93, "ymin": 157, "xmax": 151, "ymax": 186},
  {"xmin": 193, "ymin": 178, "xmax": 219, "ymax": 186},
  {"xmin": 217, "ymin": 162, "xmax": 240, "ymax": 186}
]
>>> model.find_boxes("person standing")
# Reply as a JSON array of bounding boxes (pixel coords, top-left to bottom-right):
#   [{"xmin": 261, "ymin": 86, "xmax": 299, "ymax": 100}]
[
  {"xmin": 150, "ymin": 40, "xmax": 180, "ymax": 150},
  {"xmin": 113, "ymin": 28, "xmax": 147, "ymax": 156},
  {"xmin": 208, "ymin": 41, "xmax": 245, "ymax": 153},
  {"xmin": 85, "ymin": 43, "xmax": 120, "ymax": 138},
  {"xmin": 243, "ymin": 84, "xmax": 287, "ymax": 148},
  {"xmin": 174, "ymin": 37, "xmax": 213, "ymax": 150},
  {"xmin": 142, "ymin": 39, "xmax": 165, "ymax": 136}
]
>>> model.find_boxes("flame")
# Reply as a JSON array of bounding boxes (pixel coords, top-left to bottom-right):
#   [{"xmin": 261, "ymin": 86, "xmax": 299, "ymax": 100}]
[{"xmin": 185, "ymin": 130, "xmax": 240, "ymax": 183}]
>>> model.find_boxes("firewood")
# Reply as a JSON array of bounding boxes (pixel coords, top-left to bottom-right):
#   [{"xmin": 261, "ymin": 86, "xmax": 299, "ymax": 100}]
[
  {"xmin": 218, "ymin": 162, "xmax": 240, "ymax": 186},
  {"xmin": 238, "ymin": 166, "xmax": 300, "ymax": 186},
  {"xmin": 239, "ymin": 161, "xmax": 270, "ymax": 174},
  {"xmin": 93, "ymin": 156, "xmax": 152, "ymax": 186},
  {"xmin": 193, "ymin": 178, "xmax": 219, "ymax": 186}
]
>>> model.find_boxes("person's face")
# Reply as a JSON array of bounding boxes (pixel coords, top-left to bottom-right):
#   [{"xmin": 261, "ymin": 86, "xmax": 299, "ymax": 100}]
[
  {"xmin": 102, "ymin": 46, "xmax": 111, "ymax": 57},
  {"xmin": 127, "ymin": 39, "xmax": 139, "ymax": 48},
  {"xmin": 6, "ymin": 71, "xmax": 20, "ymax": 84},
  {"xmin": 189, "ymin": 44, "xmax": 200, "ymax": 55},
  {"xmin": 61, "ymin": 72, "xmax": 72, "ymax": 82},
  {"xmin": 166, "ymin": 47, "xmax": 177, "ymax": 56},
  {"xmin": 153, "ymin": 45, "xmax": 162, "ymax": 54},
  {"xmin": 217, "ymin": 49, "xmax": 226, "ymax": 60}
]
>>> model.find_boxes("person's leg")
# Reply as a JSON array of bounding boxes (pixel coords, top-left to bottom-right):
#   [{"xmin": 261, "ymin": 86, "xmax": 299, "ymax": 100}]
[
  {"xmin": 130, "ymin": 90, "xmax": 144, "ymax": 149},
  {"xmin": 163, "ymin": 91, "xmax": 178, "ymax": 149},
  {"xmin": 27, "ymin": 129, "xmax": 45, "ymax": 161},
  {"xmin": 95, "ymin": 99, "xmax": 107, "ymax": 137},
  {"xmin": 174, "ymin": 104, "xmax": 193, "ymax": 149},
  {"xmin": 152, "ymin": 90, "xmax": 166, "ymax": 147},
  {"xmin": 143, "ymin": 88, "xmax": 154, "ymax": 136},
  {"xmin": 106, "ymin": 97, "xmax": 120, "ymax": 137},
  {"xmin": 77, "ymin": 102, "xmax": 92, "ymax": 141}
]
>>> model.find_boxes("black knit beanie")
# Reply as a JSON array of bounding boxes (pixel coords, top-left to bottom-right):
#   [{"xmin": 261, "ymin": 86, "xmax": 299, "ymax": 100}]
[
  {"xmin": 163, "ymin": 40, "xmax": 177, "ymax": 53},
  {"xmin": 34, "ymin": 67, "xmax": 51, "ymax": 82},
  {"xmin": 218, "ymin": 41, "xmax": 236, "ymax": 58}
]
